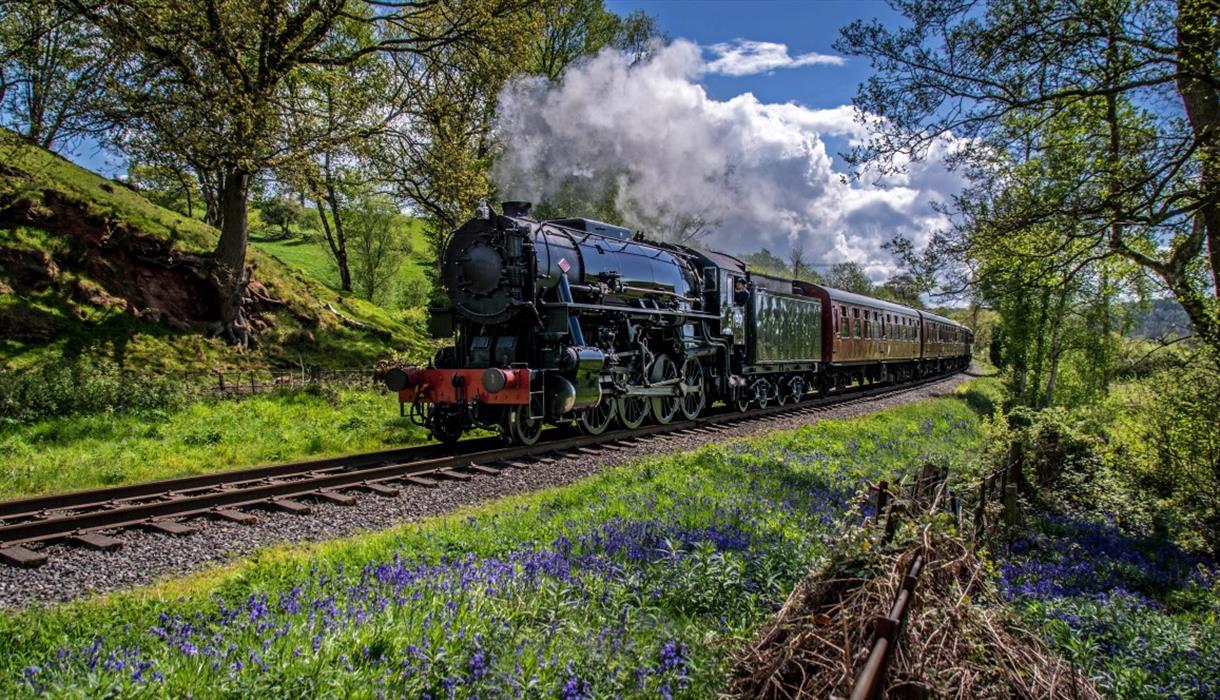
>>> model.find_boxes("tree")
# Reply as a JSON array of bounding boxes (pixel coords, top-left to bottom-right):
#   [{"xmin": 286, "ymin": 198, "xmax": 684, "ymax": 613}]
[
  {"xmin": 258, "ymin": 197, "xmax": 305, "ymax": 239},
  {"xmin": 825, "ymin": 262, "xmax": 874, "ymax": 294},
  {"xmin": 0, "ymin": 0, "xmax": 110, "ymax": 150},
  {"xmin": 530, "ymin": 0, "xmax": 660, "ymax": 80},
  {"xmin": 837, "ymin": 0, "xmax": 1220, "ymax": 358},
  {"xmin": 743, "ymin": 248, "xmax": 788, "ymax": 277},
  {"xmin": 66, "ymin": 0, "xmax": 501, "ymax": 345},
  {"xmin": 127, "ymin": 161, "xmax": 199, "ymax": 217},
  {"xmin": 346, "ymin": 195, "xmax": 410, "ymax": 304},
  {"xmin": 382, "ymin": 1, "xmax": 660, "ymax": 267}
]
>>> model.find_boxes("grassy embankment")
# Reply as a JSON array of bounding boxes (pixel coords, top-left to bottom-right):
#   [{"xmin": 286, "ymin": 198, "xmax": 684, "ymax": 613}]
[
  {"xmin": 0, "ymin": 377, "xmax": 998, "ymax": 698},
  {"xmin": 0, "ymin": 132, "xmax": 431, "ymax": 374},
  {"xmin": 0, "ymin": 387, "xmax": 427, "ymax": 500},
  {"xmin": 1, "ymin": 134, "xmax": 439, "ymax": 497}
]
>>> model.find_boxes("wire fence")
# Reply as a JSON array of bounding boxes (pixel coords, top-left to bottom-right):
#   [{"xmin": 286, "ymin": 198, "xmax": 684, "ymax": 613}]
[{"xmin": 198, "ymin": 367, "xmax": 385, "ymax": 398}]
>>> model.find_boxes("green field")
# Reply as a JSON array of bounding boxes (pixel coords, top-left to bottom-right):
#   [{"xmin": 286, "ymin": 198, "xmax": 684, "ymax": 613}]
[
  {"xmin": 0, "ymin": 378, "xmax": 998, "ymax": 698},
  {"xmin": 0, "ymin": 387, "xmax": 427, "ymax": 500}
]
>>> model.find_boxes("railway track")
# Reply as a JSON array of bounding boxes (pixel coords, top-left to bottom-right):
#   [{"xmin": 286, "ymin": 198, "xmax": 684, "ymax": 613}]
[{"xmin": 0, "ymin": 371, "xmax": 964, "ymax": 568}]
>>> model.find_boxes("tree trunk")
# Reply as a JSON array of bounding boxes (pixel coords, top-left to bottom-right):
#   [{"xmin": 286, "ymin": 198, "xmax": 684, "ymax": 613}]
[
  {"xmin": 1176, "ymin": 0, "xmax": 1220, "ymax": 299},
  {"xmin": 213, "ymin": 164, "xmax": 252, "ymax": 346},
  {"xmin": 324, "ymin": 177, "xmax": 353, "ymax": 293},
  {"xmin": 1043, "ymin": 287, "xmax": 1070, "ymax": 407}
]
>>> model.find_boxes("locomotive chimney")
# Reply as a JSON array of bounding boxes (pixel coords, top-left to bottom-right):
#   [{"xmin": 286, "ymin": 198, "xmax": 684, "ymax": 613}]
[{"xmin": 501, "ymin": 201, "xmax": 532, "ymax": 218}]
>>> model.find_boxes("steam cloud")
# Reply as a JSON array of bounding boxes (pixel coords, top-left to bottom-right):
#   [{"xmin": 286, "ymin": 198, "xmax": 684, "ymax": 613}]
[{"xmin": 493, "ymin": 40, "xmax": 965, "ymax": 281}]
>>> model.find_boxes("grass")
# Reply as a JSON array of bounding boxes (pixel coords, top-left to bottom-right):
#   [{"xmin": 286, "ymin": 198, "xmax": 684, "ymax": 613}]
[
  {"xmin": 0, "ymin": 378, "xmax": 996, "ymax": 698},
  {"xmin": 0, "ymin": 387, "xmax": 427, "ymax": 500}
]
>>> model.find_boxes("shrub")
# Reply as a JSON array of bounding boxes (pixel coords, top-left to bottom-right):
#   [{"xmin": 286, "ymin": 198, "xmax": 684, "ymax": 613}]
[
  {"xmin": 0, "ymin": 357, "xmax": 194, "ymax": 424},
  {"xmin": 1120, "ymin": 363, "xmax": 1220, "ymax": 557}
]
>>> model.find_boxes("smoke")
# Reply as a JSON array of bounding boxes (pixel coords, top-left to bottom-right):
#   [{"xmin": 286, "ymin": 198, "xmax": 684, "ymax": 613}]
[{"xmin": 493, "ymin": 40, "xmax": 965, "ymax": 281}]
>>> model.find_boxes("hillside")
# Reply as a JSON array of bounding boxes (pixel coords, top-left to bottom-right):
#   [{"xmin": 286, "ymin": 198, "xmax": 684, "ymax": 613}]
[{"xmin": 0, "ymin": 134, "xmax": 431, "ymax": 373}]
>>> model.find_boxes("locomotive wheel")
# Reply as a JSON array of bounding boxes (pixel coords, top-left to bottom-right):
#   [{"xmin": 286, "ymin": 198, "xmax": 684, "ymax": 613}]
[
  {"xmin": 776, "ymin": 376, "xmax": 791, "ymax": 406},
  {"xmin": 649, "ymin": 354, "xmax": 681, "ymax": 425},
  {"xmin": 506, "ymin": 405, "xmax": 543, "ymax": 446},
  {"xmin": 755, "ymin": 380, "xmax": 771, "ymax": 409},
  {"xmin": 679, "ymin": 358, "xmax": 706, "ymax": 420},
  {"xmin": 577, "ymin": 399, "xmax": 616, "ymax": 436},
  {"xmin": 733, "ymin": 391, "xmax": 750, "ymax": 413},
  {"xmin": 428, "ymin": 406, "xmax": 464, "ymax": 446},
  {"xmin": 616, "ymin": 394, "xmax": 650, "ymax": 429}
]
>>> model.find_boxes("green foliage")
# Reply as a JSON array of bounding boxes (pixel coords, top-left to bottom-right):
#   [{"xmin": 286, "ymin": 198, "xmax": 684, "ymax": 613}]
[
  {"xmin": 1111, "ymin": 363, "xmax": 1220, "ymax": 556},
  {"xmin": 345, "ymin": 194, "xmax": 411, "ymax": 304},
  {"xmin": 823, "ymin": 262, "xmax": 873, "ymax": 295},
  {"xmin": 0, "ymin": 134, "xmax": 431, "ymax": 374},
  {"xmin": 0, "ymin": 382, "xmax": 988, "ymax": 697},
  {"xmin": 0, "ymin": 356, "xmax": 192, "ymax": 425},
  {"xmin": 256, "ymin": 197, "xmax": 306, "ymax": 239}
]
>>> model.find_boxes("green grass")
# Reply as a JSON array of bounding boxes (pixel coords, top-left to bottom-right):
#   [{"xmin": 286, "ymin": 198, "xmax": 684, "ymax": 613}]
[
  {"xmin": 0, "ymin": 387, "xmax": 426, "ymax": 500},
  {"xmin": 0, "ymin": 378, "xmax": 995, "ymax": 698},
  {"xmin": 251, "ymin": 236, "xmax": 342, "ymax": 289}
]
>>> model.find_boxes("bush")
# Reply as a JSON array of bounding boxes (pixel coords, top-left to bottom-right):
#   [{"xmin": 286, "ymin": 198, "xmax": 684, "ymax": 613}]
[
  {"xmin": 1120, "ymin": 363, "xmax": 1220, "ymax": 557},
  {"xmin": 0, "ymin": 357, "xmax": 194, "ymax": 425}
]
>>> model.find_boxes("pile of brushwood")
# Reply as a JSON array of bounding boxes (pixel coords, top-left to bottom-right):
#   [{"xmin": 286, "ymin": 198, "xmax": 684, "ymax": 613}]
[{"xmin": 731, "ymin": 495, "xmax": 1100, "ymax": 698}]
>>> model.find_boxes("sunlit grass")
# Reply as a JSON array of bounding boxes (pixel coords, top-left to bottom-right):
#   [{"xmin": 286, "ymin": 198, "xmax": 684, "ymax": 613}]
[{"xmin": 0, "ymin": 388, "xmax": 426, "ymax": 500}]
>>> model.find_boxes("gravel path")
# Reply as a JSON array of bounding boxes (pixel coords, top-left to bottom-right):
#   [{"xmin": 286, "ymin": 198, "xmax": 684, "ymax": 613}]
[{"xmin": 0, "ymin": 372, "xmax": 973, "ymax": 609}]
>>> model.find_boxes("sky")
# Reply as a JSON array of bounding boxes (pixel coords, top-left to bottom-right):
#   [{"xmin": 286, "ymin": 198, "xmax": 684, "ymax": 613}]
[{"xmin": 62, "ymin": 1, "xmax": 959, "ymax": 282}]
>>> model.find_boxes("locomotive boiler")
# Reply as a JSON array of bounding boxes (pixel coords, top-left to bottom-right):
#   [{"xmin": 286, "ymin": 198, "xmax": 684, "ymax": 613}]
[
  {"xmin": 385, "ymin": 201, "xmax": 726, "ymax": 445},
  {"xmin": 386, "ymin": 201, "xmax": 974, "ymax": 446}
]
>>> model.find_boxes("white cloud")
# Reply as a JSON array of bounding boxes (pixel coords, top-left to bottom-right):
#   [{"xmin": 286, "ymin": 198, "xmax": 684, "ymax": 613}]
[
  {"xmin": 493, "ymin": 40, "xmax": 967, "ymax": 282},
  {"xmin": 705, "ymin": 39, "xmax": 845, "ymax": 76}
]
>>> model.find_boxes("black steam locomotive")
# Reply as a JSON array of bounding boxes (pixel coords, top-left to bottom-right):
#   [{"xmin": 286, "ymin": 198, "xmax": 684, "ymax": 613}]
[{"xmin": 385, "ymin": 202, "xmax": 972, "ymax": 445}]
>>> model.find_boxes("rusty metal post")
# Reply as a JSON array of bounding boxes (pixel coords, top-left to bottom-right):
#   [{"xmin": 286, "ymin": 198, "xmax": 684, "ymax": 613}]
[{"xmin": 875, "ymin": 480, "xmax": 889, "ymax": 521}]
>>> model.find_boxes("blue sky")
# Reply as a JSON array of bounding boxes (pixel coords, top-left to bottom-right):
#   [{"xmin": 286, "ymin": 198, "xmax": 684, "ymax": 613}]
[{"xmin": 605, "ymin": 0, "xmax": 898, "ymax": 108}]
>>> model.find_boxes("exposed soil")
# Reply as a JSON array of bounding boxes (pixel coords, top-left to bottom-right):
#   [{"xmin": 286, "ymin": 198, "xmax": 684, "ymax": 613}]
[{"xmin": 1, "ymin": 187, "xmax": 221, "ymax": 331}]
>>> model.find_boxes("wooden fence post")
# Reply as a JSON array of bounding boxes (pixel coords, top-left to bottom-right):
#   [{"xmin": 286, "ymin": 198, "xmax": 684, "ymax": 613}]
[{"xmin": 1003, "ymin": 483, "xmax": 1020, "ymax": 527}]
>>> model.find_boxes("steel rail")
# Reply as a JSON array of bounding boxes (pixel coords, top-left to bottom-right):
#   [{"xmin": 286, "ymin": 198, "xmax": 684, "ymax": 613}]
[{"xmin": 0, "ymin": 370, "xmax": 964, "ymax": 567}]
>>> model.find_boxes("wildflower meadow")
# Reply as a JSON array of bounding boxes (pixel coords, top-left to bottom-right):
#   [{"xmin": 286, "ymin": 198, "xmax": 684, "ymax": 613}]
[
  {"xmin": 1000, "ymin": 512, "xmax": 1220, "ymax": 699},
  {"xmin": 0, "ymin": 383, "xmax": 991, "ymax": 698}
]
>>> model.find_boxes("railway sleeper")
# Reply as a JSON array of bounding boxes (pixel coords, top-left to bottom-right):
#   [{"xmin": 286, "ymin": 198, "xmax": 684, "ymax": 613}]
[
  {"xmin": 68, "ymin": 532, "xmax": 124, "ymax": 552},
  {"xmin": 311, "ymin": 490, "xmax": 357, "ymax": 506},
  {"xmin": 403, "ymin": 475, "xmax": 440, "ymax": 488},
  {"xmin": 0, "ymin": 545, "xmax": 48, "ymax": 568},
  {"xmin": 358, "ymin": 482, "xmax": 400, "ymax": 497},
  {"xmin": 465, "ymin": 464, "xmax": 503, "ymax": 477},
  {"xmin": 142, "ymin": 520, "xmax": 197, "ymax": 537},
  {"xmin": 263, "ymin": 499, "xmax": 311, "ymax": 515},
  {"xmin": 208, "ymin": 509, "xmax": 257, "ymax": 525}
]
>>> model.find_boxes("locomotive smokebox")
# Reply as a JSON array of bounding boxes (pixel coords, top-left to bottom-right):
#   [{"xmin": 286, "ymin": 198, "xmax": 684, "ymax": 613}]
[{"xmin": 501, "ymin": 201, "xmax": 532, "ymax": 217}]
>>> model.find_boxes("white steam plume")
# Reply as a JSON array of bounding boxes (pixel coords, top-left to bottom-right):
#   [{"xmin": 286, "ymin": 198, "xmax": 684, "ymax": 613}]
[{"xmin": 493, "ymin": 40, "xmax": 965, "ymax": 281}]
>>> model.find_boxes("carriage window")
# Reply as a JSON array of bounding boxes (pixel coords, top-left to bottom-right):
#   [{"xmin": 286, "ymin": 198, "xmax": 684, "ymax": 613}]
[
  {"xmin": 840, "ymin": 306, "xmax": 849, "ymax": 339},
  {"xmin": 852, "ymin": 308, "xmax": 861, "ymax": 338}
]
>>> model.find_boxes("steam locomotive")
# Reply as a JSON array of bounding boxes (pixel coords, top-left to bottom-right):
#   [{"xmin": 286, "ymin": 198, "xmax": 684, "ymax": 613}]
[{"xmin": 385, "ymin": 202, "xmax": 972, "ymax": 445}]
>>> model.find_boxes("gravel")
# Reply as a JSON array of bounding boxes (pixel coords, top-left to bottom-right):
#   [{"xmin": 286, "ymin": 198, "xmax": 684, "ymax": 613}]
[{"xmin": 0, "ymin": 371, "xmax": 972, "ymax": 609}]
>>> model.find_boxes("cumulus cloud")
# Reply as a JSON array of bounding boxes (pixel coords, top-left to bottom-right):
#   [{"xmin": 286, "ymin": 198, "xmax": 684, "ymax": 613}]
[
  {"xmin": 493, "ymin": 40, "xmax": 966, "ymax": 282},
  {"xmin": 705, "ymin": 39, "xmax": 845, "ymax": 76}
]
